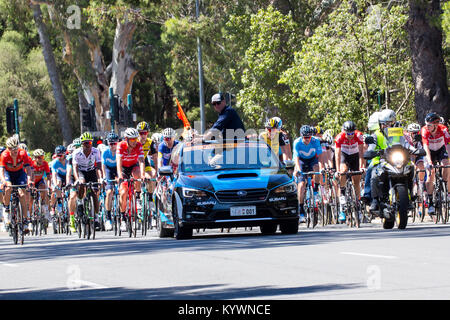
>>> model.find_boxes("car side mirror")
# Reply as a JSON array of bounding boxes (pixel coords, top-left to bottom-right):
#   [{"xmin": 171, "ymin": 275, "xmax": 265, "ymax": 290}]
[{"xmin": 158, "ymin": 166, "xmax": 173, "ymax": 177}]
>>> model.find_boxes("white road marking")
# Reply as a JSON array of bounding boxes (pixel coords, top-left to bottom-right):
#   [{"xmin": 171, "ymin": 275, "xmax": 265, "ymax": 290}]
[
  {"xmin": 340, "ymin": 252, "xmax": 398, "ymax": 259},
  {"xmin": 70, "ymin": 280, "xmax": 109, "ymax": 289},
  {"xmin": 0, "ymin": 262, "xmax": 18, "ymax": 267}
]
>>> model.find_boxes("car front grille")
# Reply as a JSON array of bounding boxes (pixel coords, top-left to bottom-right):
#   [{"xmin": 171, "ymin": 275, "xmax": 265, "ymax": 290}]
[{"xmin": 215, "ymin": 188, "xmax": 268, "ymax": 203}]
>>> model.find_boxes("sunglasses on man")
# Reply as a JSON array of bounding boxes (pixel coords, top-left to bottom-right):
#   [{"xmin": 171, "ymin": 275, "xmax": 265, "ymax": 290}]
[
  {"xmin": 139, "ymin": 131, "xmax": 148, "ymax": 135},
  {"xmin": 212, "ymin": 101, "xmax": 222, "ymax": 106}
]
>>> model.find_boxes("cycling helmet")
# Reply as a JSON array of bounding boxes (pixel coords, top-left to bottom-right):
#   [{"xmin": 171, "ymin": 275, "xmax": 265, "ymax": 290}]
[
  {"xmin": 184, "ymin": 129, "xmax": 199, "ymax": 142},
  {"xmin": 324, "ymin": 129, "xmax": 334, "ymax": 138},
  {"xmin": 80, "ymin": 132, "xmax": 93, "ymax": 142},
  {"xmin": 137, "ymin": 121, "xmax": 150, "ymax": 132},
  {"xmin": 323, "ymin": 131, "xmax": 334, "ymax": 145},
  {"xmin": 106, "ymin": 132, "xmax": 119, "ymax": 143},
  {"xmin": 162, "ymin": 128, "xmax": 176, "ymax": 139},
  {"xmin": 378, "ymin": 109, "xmax": 396, "ymax": 124},
  {"xmin": 73, "ymin": 138, "xmax": 81, "ymax": 147},
  {"xmin": 315, "ymin": 126, "xmax": 323, "ymax": 135},
  {"xmin": 33, "ymin": 149, "xmax": 45, "ymax": 157},
  {"xmin": 273, "ymin": 117, "xmax": 282, "ymax": 129},
  {"xmin": 265, "ymin": 117, "xmax": 282, "ymax": 129},
  {"xmin": 407, "ymin": 123, "xmax": 421, "ymax": 133},
  {"xmin": 440, "ymin": 116, "xmax": 445, "ymax": 124},
  {"xmin": 19, "ymin": 143, "xmax": 28, "ymax": 151},
  {"xmin": 424, "ymin": 112, "xmax": 440, "ymax": 124},
  {"xmin": 6, "ymin": 135, "xmax": 19, "ymax": 149},
  {"xmin": 124, "ymin": 128, "xmax": 139, "ymax": 139},
  {"xmin": 342, "ymin": 120, "xmax": 356, "ymax": 132},
  {"xmin": 300, "ymin": 125, "xmax": 314, "ymax": 137},
  {"xmin": 67, "ymin": 144, "xmax": 76, "ymax": 154},
  {"xmin": 151, "ymin": 132, "xmax": 163, "ymax": 144},
  {"xmin": 55, "ymin": 145, "xmax": 66, "ymax": 155}
]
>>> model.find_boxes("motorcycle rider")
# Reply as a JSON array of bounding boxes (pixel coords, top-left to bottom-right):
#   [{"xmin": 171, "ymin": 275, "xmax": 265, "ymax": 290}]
[{"xmin": 367, "ymin": 109, "xmax": 415, "ymax": 213}]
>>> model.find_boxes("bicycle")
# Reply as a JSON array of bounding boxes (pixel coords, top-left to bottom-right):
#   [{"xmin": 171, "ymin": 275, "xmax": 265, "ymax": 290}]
[
  {"xmin": 74, "ymin": 182, "xmax": 101, "ymax": 240},
  {"xmin": 30, "ymin": 187, "xmax": 48, "ymax": 236},
  {"xmin": 338, "ymin": 170, "xmax": 363, "ymax": 228},
  {"xmin": 323, "ymin": 168, "xmax": 339, "ymax": 225},
  {"xmin": 8, "ymin": 184, "xmax": 29, "ymax": 245},
  {"xmin": 119, "ymin": 178, "xmax": 143, "ymax": 238},
  {"xmin": 430, "ymin": 164, "xmax": 450, "ymax": 224},
  {"xmin": 140, "ymin": 177, "xmax": 157, "ymax": 236},
  {"xmin": 298, "ymin": 171, "xmax": 324, "ymax": 229},
  {"xmin": 412, "ymin": 169, "xmax": 426, "ymax": 223}
]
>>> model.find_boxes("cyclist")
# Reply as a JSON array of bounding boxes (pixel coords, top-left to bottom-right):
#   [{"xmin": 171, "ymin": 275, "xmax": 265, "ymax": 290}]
[
  {"xmin": 421, "ymin": 112, "xmax": 450, "ymax": 214},
  {"xmin": 151, "ymin": 132, "xmax": 163, "ymax": 153},
  {"xmin": 0, "ymin": 135, "xmax": 33, "ymax": 233},
  {"xmin": 158, "ymin": 128, "xmax": 180, "ymax": 169},
  {"xmin": 66, "ymin": 139, "xmax": 81, "ymax": 232},
  {"xmin": 30, "ymin": 149, "xmax": 51, "ymax": 225},
  {"xmin": 259, "ymin": 117, "xmax": 290, "ymax": 162},
  {"xmin": 117, "ymin": 128, "xmax": 145, "ymax": 232},
  {"xmin": 50, "ymin": 145, "xmax": 68, "ymax": 224},
  {"xmin": 405, "ymin": 123, "xmax": 426, "ymax": 205},
  {"xmin": 137, "ymin": 121, "xmax": 158, "ymax": 196},
  {"xmin": 334, "ymin": 120, "xmax": 365, "ymax": 222},
  {"xmin": 101, "ymin": 132, "xmax": 119, "ymax": 231},
  {"xmin": 293, "ymin": 125, "xmax": 324, "ymax": 223},
  {"xmin": 72, "ymin": 132, "xmax": 102, "ymax": 228}
]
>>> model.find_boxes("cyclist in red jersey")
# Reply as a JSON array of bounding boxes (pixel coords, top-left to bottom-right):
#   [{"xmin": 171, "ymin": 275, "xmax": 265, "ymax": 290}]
[
  {"xmin": 0, "ymin": 135, "xmax": 33, "ymax": 233},
  {"xmin": 30, "ymin": 149, "xmax": 51, "ymax": 222},
  {"xmin": 334, "ymin": 120, "xmax": 365, "ymax": 222},
  {"xmin": 421, "ymin": 112, "xmax": 450, "ymax": 214},
  {"xmin": 117, "ymin": 128, "xmax": 145, "ymax": 231}
]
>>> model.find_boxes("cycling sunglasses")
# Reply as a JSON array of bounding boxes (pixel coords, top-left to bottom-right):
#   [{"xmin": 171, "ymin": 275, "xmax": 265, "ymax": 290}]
[
  {"xmin": 82, "ymin": 141, "xmax": 92, "ymax": 146},
  {"xmin": 303, "ymin": 136, "xmax": 312, "ymax": 140},
  {"xmin": 57, "ymin": 154, "xmax": 65, "ymax": 158},
  {"xmin": 139, "ymin": 131, "xmax": 148, "ymax": 135},
  {"xmin": 109, "ymin": 142, "xmax": 118, "ymax": 146},
  {"xmin": 345, "ymin": 131, "xmax": 355, "ymax": 135},
  {"xmin": 127, "ymin": 138, "xmax": 138, "ymax": 143}
]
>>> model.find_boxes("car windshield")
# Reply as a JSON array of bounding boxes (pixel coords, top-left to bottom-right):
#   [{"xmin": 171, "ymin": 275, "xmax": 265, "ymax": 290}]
[{"xmin": 181, "ymin": 142, "xmax": 279, "ymax": 172}]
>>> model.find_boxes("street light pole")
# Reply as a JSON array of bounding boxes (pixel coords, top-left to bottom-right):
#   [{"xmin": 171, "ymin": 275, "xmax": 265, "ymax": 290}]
[{"xmin": 196, "ymin": 0, "xmax": 206, "ymax": 134}]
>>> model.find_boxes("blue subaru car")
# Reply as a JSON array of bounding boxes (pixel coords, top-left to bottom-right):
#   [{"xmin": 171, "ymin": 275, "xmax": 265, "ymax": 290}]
[{"xmin": 153, "ymin": 140, "xmax": 299, "ymax": 239}]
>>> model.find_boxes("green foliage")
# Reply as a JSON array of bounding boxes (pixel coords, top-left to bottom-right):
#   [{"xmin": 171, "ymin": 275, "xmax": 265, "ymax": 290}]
[
  {"xmin": 0, "ymin": 33, "xmax": 63, "ymax": 151},
  {"xmin": 281, "ymin": 0, "xmax": 413, "ymax": 137}
]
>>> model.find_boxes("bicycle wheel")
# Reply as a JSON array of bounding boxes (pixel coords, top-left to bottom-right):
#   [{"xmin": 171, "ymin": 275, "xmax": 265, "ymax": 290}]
[
  {"xmin": 350, "ymin": 183, "xmax": 361, "ymax": 228},
  {"xmin": 132, "ymin": 194, "xmax": 138, "ymax": 238},
  {"xmin": 411, "ymin": 180, "xmax": 418, "ymax": 223},
  {"xmin": 433, "ymin": 187, "xmax": 441, "ymax": 224},
  {"xmin": 441, "ymin": 181, "xmax": 448, "ymax": 224},
  {"xmin": 329, "ymin": 180, "xmax": 339, "ymax": 224},
  {"xmin": 142, "ymin": 193, "xmax": 147, "ymax": 236},
  {"xmin": 318, "ymin": 187, "xmax": 326, "ymax": 227},
  {"xmin": 88, "ymin": 194, "xmax": 96, "ymax": 240},
  {"xmin": 17, "ymin": 200, "xmax": 24, "ymax": 245},
  {"xmin": 10, "ymin": 205, "xmax": 18, "ymax": 245}
]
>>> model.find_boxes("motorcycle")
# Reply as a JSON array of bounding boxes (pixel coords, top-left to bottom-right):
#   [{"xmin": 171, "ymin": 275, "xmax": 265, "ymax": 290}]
[{"xmin": 364, "ymin": 127, "xmax": 426, "ymax": 229}]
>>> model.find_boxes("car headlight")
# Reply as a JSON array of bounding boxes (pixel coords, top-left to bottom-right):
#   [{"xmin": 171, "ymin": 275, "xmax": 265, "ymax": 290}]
[
  {"xmin": 182, "ymin": 187, "xmax": 207, "ymax": 198},
  {"xmin": 274, "ymin": 182, "xmax": 297, "ymax": 194},
  {"xmin": 390, "ymin": 151, "xmax": 405, "ymax": 168}
]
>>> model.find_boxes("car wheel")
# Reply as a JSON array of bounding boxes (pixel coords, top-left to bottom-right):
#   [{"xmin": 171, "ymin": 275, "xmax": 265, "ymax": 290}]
[
  {"xmin": 279, "ymin": 220, "xmax": 299, "ymax": 234},
  {"xmin": 173, "ymin": 204, "xmax": 192, "ymax": 240},
  {"xmin": 157, "ymin": 203, "xmax": 172, "ymax": 238},
  {"xmin": 260, "ymin": 222, "xmax": 277, "ymax": 235}
]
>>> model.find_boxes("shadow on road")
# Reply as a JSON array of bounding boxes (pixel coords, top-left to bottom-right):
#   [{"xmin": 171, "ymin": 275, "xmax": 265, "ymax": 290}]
[
  {"xmin": 0, "ymin": 223, "xmax": 449, "ymax": 264},
  {"xmin": 0, "ymin": 283, "xmax": 362, "ymax": 300}
]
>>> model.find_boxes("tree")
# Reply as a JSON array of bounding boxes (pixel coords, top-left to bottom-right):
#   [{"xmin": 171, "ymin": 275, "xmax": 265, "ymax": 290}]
[
  {"xmin": 280, "ymin": 0, "xmax": 414, "ymax": 135},
  {"xmin": 407, "ymin": 0, "xmax": 450, "ymax": 124},
  {"xmin": 32, "ymin": 3, "xmax": 73, "ymax": 144}
]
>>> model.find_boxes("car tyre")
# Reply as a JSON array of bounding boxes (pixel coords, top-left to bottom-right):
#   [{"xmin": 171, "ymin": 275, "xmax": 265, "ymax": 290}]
[
  {"xmin": 173, "ymin": 204, "xmax": 192, "ymax": 240},
  {"xmin": 156, "ymin": 202, "xmax": 172, "ymax": 238},
  {"xmin": 260, "ymin": 222, "xmax": 277, "ymax": 235},
  {"xmin": 279, "ymin": 220, "xmax": 299, "ymax": 234}
]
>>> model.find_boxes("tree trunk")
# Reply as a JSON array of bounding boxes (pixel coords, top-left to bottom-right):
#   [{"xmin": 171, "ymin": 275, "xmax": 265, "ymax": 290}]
[
  {"xmin": 407, "ymin": 0, "xmax": 450, "ymax": 124},
  {"xmin": 31, "ymin": 4, "xmax": 73, "ymax": 144},
  {"xmin": 110, "ymin": 18, "xmax": 138, "ymax": 102}
]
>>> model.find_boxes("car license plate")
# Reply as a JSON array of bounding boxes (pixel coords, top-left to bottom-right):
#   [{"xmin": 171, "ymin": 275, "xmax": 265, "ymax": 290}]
[{"xmin": 230, "ymin": 206, "xmax": 256, "ymax": 216}]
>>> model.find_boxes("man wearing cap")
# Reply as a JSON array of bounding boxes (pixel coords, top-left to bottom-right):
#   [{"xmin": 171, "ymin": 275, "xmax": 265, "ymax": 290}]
[{"xmin": 202, "ymin": 93, "xmax": 245, "ymax": 141}]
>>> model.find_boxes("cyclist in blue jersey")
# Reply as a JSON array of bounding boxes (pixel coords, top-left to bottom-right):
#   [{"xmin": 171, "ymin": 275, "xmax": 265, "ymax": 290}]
[
  {"xmin": 101, "ymin": 132, "xmax": 119, "ymax": 231},
  {"xmin": 50, "ymin": 145, "xmax": 67, "ymax": 221},
  {"xmin": 158, "ymin": 128, "xmax": 180, "ymax": 169},
  {"xmin": 293, "ymin": 125, "xmax": 324, "ymax": 223}
]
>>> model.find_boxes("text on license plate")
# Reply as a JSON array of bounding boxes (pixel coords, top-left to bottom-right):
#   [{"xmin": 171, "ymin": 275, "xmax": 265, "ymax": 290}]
[{"xmin": 230, "ymin": 206, "xmax": 256, "ymax": 216}]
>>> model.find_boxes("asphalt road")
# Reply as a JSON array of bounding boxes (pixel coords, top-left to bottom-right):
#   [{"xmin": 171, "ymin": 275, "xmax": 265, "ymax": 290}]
[{"xmin": 1, "ymin": 219, "xmax": 450, "ymax": 300}]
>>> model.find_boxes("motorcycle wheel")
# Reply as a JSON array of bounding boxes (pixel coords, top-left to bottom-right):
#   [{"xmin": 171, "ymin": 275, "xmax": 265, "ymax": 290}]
[{"xmin": 394, "ymin": 185, "xmax": 409, "ymax": 230}]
